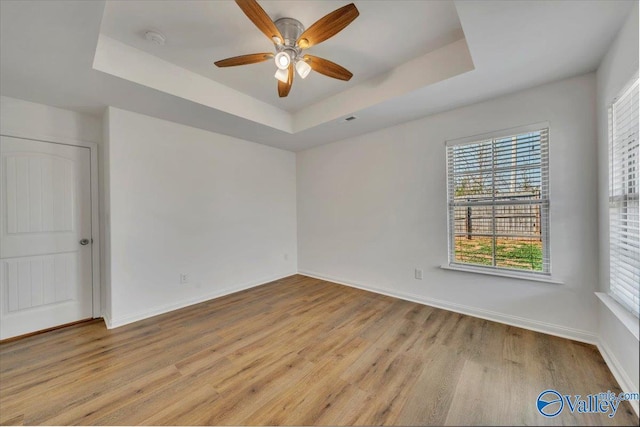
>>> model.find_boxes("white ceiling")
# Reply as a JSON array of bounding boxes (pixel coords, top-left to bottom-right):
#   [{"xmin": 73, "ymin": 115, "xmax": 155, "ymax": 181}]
[
  {"xmin": 0, "ymin": 1, "xmax": 635, "ymax": 152},
  {"xmin": 100, "ymin": 1, "xmax": 464, "ymax": 112}
]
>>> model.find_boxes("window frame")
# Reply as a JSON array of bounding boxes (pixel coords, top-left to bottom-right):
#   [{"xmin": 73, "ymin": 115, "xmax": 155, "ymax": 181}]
[
  {"xmin": 607, "ymin": 74, "xmax": 640, "ymax": 318},
  {"xmin": 445, "ymin": 122, "xmax": 551, "ymax": 278}
]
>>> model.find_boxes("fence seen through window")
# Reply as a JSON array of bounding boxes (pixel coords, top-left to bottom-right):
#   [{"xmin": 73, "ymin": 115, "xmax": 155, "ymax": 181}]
[{"xmin": 447, "ymin": 127, "xmax": 550, "ymax": 274}]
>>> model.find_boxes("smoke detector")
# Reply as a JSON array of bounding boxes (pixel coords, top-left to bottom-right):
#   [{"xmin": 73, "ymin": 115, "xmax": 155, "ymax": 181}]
[{"xmin": 145, "ymin": 31, "xmax": 166, "ymax": 46}]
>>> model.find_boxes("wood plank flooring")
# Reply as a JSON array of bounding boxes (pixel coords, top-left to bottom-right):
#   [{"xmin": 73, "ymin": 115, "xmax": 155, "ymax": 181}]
[{"xmin": 1, "ymin": 275, "xmax": 638, "ymax": 426}]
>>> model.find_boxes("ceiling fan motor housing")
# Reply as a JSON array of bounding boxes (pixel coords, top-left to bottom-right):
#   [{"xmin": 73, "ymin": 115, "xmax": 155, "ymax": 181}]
[{"xmin": 275, "ymin": 17, "xmax": 304, "ymax": 58}]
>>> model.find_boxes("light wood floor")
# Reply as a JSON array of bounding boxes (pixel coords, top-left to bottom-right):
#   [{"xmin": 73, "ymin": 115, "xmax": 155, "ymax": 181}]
[{"xmin": 1, "ymin": 275, "xmax": 638, "ymax": 426}]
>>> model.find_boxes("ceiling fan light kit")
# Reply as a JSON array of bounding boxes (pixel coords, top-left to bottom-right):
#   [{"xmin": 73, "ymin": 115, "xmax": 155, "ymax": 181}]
[
  {"xmin": 274, "ymin": 67, "xmax": 289, "ymax": 83},
  {"xmin": 214, "ymin": 0, "xmax": 359, "ymax": 97},
  {"xmin": 273, "ymin": 18, "xmax": 311, "ymax": 80},
  {"xmin": 274, "ymin": 51, "xmax": 292, "ymax": 70},
  {"xmin": 295, "ymin": 59, "xmax": 312, "ymax": 79}
]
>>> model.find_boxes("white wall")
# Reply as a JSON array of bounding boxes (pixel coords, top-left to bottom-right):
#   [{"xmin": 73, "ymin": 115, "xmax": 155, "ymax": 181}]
[
  {"xmin": 297, "ymin": 73, "xmax": 599, "ymax": 342},
  {"xmin": 0, "ymin": 96, "xmax": 102, "ymax": 144},
  {"xmin": 103, "ymin": 107, "xmax": 297, "ymax": 326},
  {"xmin": 595, "ymin": 3, "xmax": 639, "ymax": 403}
]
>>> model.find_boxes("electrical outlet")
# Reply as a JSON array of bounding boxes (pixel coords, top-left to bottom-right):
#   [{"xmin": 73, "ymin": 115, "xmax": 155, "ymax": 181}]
[
  {"xmin": 180, "ymin": 273, "xmax": 189, "ymax": 284},
  {"xmin": 415, "ymin": 268, "xmax": 423, "ymax": 280}
]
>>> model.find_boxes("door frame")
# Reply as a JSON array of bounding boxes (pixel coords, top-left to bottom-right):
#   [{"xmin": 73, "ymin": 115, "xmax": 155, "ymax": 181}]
[{"xmin": 0, "ymin": 131, "xmax": 101, "ymax": 319}]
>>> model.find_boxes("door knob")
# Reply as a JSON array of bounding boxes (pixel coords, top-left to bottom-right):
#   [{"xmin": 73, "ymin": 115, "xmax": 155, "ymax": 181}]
[{"xmin": 80, "ymin": 239, "xmax": 90, "ymax": 246}]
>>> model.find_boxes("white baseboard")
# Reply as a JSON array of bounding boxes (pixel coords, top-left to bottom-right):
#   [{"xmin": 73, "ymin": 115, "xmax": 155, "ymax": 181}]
[
  {"xmin": 298, "ymin": 270, "xmax": 598, "ymax": 345},
  {"xmin": 102, "ymin": 310, "xmax": 113, "ymax": 329},
  {"xmin": 597, "ymin": 340, "xmax": 640, "ymax": 417},
  {"xmin": 106, "ymin": 271, "xmax": 297, "ymax": 329}
]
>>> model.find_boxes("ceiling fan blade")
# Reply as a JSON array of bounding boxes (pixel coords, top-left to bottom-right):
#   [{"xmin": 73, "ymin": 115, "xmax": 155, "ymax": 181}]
[
  {"xmin": 304, "ymin": 55, "xmax": 353, "ymax": 81},
  {"xmin": 296, "ymin": 3, "xmax": 359, "ymax": 49},
  {"xmin": 278, "ymin": 64, "xmax": 294, "ymax": 97},
  {"xmin": 235, "ymin": 0, "xmax": 284, "ymax": 44},
  {"xmin": 214, "ymin": 53, "xmax": 273, "ymax": 67}
]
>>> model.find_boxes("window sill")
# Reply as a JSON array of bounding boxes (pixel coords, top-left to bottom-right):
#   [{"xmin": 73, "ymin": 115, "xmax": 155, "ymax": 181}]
[
  {"xmin": 595, "ymin": 292, "xmax": 639, "ymax": 341},
  {"xmin": 440, "ymin": 264, "xmax": 563, "ymax": 284}
]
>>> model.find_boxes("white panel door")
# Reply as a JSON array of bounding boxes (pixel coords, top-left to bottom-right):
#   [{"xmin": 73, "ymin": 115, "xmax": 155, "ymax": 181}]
[{"xmin": 0, "ymin": 136, "xmax": 93, "ymax": 339}]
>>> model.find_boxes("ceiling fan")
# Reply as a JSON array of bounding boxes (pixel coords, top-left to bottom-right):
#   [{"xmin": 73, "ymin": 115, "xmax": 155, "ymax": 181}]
[{"xmin": 214, "ymin": 0, "xmax": 359, "ymax": 98}]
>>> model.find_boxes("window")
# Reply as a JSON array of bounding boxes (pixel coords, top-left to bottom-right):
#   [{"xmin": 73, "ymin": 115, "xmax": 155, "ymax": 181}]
[
  {"xmin": 608, "ymin": 75, "xmax": 639, "ymax": 318},
  {"xmin": 446, "ymin": 124, "xmax": 550, "ymax": 276}
]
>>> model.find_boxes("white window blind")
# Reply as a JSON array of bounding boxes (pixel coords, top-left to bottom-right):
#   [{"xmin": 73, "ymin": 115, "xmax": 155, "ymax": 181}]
[
  {"xmin": 609, "ymin": 75, "xmax": 640, "ymax": 318},
  {"xmin": 446, "ymin": 125, "xmax": 550, "ymax": 275}
]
